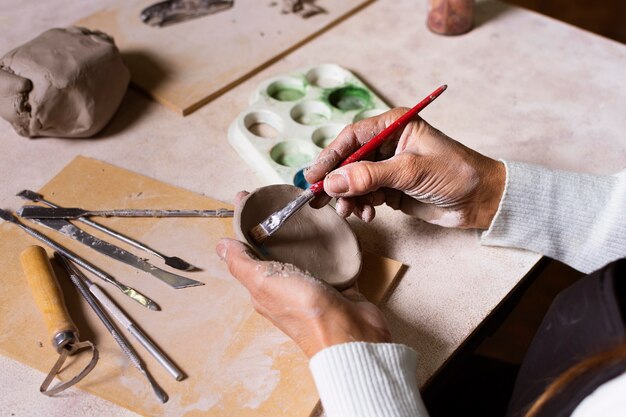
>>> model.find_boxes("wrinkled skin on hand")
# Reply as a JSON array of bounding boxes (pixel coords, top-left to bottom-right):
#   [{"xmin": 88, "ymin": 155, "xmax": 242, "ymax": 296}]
[
  {"xmin": 304, "ymin": 108, "xmax": 506, "ymax": 229},
  {"xmin": 216, "ymin": 192, "xmax": 390, "ymax": 358}
]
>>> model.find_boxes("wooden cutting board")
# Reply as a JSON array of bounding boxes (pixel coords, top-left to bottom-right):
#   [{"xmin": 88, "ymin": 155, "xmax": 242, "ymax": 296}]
[
  {"xmin": 0, "ymin": 156, "xmax": 403, "ymax": 416},
  {"xmin": 76, "ymin": 0, "xmax": 373, "ymax": 115}
]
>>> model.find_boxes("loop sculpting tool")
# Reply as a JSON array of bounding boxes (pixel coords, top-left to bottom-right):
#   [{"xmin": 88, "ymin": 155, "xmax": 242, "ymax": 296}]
[
  {"xmin": 249, "ymin": 84, "xmax": 448, "ymax": 245},
  {"xmin": 17, "ymin": 190, "xmax": 198, "ymax": 271},
  {"xmin": 55, "ymin": 253, "xmax": 171, "ymax": 403},
  {"xmin": 0, "ymin": 209, "xmax": 159, "ymax": 311},
  {"xmin": 20, "ymin": 245, "xmax": 99, "ymax": 396}
]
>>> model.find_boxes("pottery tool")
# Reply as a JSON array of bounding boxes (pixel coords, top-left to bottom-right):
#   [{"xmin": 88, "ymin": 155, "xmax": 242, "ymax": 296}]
[
  {"xmin": 140, "ymin": 0, "xmax": 234, "ymax": 27},
  {"xmin": 30, "ymin": 217, "xmax": 203, "ymax": 289},
  {"xmin": 54, "ymin": 254, "xmax": 169, "ymax": 403},
  {"xmin": 56, "ymin": 253, "xmax": 185, "ymax": 382},
  {"xmin": 17, "ymin": 190, "xmax": 197, "ymax": 271},
  {"xmin": 19, "ymin": 206, "xmax": 234, "ymax": 219},
  {"xmin": 228, "ymin": 64, "xmax": 391, "ymax": 187},
  {"xmin": 250, "ymin": 84, "xmax": 448, "ymax": 245},
  {"xmin": 19, "ymin": 245, "xmax": 99, "ymax": 396},
  {"xmin": 0, "ymin": 209, "xmax": 159, "ymax": 311},
  {"xmin": 0, "ymin": 156, "xmax": 406, "ymax": 416}
]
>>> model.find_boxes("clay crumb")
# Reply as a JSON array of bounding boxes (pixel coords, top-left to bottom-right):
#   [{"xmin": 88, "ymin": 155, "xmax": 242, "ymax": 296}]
[{"xmin": 264, "ymin": 261, "xmax": 307, "ymax": 278}]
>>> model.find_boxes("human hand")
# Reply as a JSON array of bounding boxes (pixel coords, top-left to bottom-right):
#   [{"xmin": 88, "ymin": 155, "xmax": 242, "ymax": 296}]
[
  {"xmin": 304, "ymin": 108, "xmax": 505, "ymax": 229},
  {"xmin": 216, "ymin": 193, "xmax": 390, "ymax": 358}
]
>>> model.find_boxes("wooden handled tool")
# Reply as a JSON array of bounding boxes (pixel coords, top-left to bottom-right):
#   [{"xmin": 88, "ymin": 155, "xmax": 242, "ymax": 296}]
[
  {"xmin": 20, "ymin": 245, "xmax": 99, "ymax": 396},
  {"xmin": 21, "ymin": 246, "xmax": 77, "ymax": 342}
]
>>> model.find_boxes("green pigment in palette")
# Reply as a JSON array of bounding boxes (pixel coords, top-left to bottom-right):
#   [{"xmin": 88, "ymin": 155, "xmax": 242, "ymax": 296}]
[{"xmin": 228, "ymin": 64, "xmax": 390, "ymax": 188}]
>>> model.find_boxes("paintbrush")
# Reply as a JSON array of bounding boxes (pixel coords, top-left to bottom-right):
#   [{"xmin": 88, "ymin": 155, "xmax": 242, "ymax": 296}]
[{"xmin": 249, "ymin": 84, "xmax": 448, "ymax": 246}]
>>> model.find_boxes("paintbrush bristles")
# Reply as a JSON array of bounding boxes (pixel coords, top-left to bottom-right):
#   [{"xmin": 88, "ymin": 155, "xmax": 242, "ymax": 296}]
[{"xmin": 249, "ymin": 224, "xmax": 270, "ymax": 246}]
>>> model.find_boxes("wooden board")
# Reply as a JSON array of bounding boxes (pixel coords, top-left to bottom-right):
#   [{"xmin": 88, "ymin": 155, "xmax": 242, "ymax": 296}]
[
  {"xmin": 0, "ymin": 156, "xmax": 403, "ymax": 416},
  {"xmin": 76, "ymin": 0, "xmax": 373, "ymax": 115}
]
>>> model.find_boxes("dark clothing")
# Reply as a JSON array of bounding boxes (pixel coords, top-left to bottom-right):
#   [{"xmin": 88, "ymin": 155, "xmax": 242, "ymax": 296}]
[{"xmin": 507, "ymin": 259, "xmax": 626, "ymax": 417}]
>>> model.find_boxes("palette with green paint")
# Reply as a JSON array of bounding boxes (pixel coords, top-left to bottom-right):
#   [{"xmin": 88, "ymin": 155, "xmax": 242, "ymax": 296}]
[{"xmin": 228, "ymin": 64, "xmax": 390, "ymax": 188}]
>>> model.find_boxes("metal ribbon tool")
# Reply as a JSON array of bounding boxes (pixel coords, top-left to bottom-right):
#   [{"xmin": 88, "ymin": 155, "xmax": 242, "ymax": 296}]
[
  {"xmin": 20, "ymin": 246, "xmax": 99, "ymax": 396},
  {"xmin": 55, "ymin": 253, "xmax": 171, "ymax": 403},
  {"xmin": 31, "ymin": 218, "xmax": 203, "ymax": 289},
  {"xmin": 0, "ymin": 209, "xmax": 159, "ymax": 311},
  {"xmin": 17, "ymin": 190, "xmax": 197, "ymax": 271}
]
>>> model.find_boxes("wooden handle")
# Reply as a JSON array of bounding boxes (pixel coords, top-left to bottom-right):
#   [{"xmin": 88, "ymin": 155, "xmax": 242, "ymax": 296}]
[{"xmin": 20, "ymin": 246, "xmax": 77, "ymax": 345}]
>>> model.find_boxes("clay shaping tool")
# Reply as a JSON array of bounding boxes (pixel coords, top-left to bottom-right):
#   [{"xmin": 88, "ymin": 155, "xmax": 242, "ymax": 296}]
[
  {"xmin": 55, "ymin": 253, "xmax": 185, "ymax": 382},
  {"xmin": 0, "ymin": 209, "xmax": 159, "ymax": 311},
  {"xmin": 20, "ymin": 246, "xmax": 99, "ymax": 396},
  {"xmin": 19, "ymin": 206, "xmax": 234, "ymax": 219},
  {"xmin": 17, "ymin": 190, "xmax": 198, "ymax": 271},
  {"xmin": 54, "ymin": 254, "xmax": 169, "ymax": 403},
  {"xmin": 250, "ymin": 84, "xmax": 448, "ymax": 245},
  {"xmin": 30, "ymin": 218, "xmax": 203, "ymax": 289}
]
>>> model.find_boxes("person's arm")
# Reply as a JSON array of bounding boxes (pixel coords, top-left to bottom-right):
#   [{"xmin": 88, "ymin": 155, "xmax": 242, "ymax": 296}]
[
  {"xmin": 481, "ymin": 162, "xmax": 626, "ymax": 273},
  {"xmin": 310, "ymin": 342, "xmax": 429, "ymax": 417},
  {"xmin": 304, "ymin": 107, "xmax": 626, "ymax": 272}
]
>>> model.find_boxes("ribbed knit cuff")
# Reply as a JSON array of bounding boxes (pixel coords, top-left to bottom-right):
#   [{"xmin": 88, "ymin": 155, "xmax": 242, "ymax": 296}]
[
  {"xmin": 309, "ymin": 342, "xmax": 429, "ymax": 417},
  {"xmin": 481, "ymin": 161, "xmax": 625, "ymax": 273}
]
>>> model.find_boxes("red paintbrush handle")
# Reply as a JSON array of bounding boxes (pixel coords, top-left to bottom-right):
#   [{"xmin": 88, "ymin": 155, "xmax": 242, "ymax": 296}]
[{"xmin": 309, "ymin": 84, "xmax": 448, "ymax": 196}]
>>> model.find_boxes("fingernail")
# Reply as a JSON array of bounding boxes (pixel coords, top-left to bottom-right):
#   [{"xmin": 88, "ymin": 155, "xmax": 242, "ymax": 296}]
[
  {"xmin": 216, "ymin": 242, "xmax": 227, "ymax": 260},
  {"xmin": 326, "ymin": 173, "xmax": 349, "ymax": 194}
]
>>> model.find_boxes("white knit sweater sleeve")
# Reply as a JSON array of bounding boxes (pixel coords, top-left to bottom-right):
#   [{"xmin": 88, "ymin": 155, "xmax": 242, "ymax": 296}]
[
  {"xmin": 309, "ymin": 342, "xmax": 429, "ymax": 417},
  {"xmin": 481, "ymin": 161, "xmax": 626, "ymax": 273}
]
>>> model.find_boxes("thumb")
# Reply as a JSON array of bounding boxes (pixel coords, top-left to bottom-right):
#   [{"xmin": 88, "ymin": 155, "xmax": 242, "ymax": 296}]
[
  {"xmin": 216, "ymin": 238, "xmax": 263, "ymax": 293},
  {"xmin": 324, "ymin": 153, "xmax": 420, "ymax": 197}
]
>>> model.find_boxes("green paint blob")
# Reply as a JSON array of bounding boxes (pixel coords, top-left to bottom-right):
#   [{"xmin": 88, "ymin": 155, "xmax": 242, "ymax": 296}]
[
  {"xmin": 328, "ymin": 86, "xmax": 372, "ymax": 111},
  {"xmin": 271, "ymin": 88, "xmax": 305, "ymax": 101},
  {"xmin": 296, "ymin": 113, "xmax": 328, "ymax": 126},
  {"xmin": 268, "ymin": 79, "xmax": 306, "ymax": 101},
  {"xmin": 275, "ymin": 152, "xmax": 313, "ymax": 167},
  {"xmin": 271, "ymin": 141, "xmax": 316, "ymax": 167},
  {"xmin": 300, "ymin": 113, "xmax": 328, "ymax": 126}
]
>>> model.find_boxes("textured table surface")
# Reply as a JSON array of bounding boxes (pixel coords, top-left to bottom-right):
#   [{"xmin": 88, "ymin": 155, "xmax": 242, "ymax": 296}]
[{"xmin": 1, "ymin": 0, "xmax": 625, "ymax": 416}]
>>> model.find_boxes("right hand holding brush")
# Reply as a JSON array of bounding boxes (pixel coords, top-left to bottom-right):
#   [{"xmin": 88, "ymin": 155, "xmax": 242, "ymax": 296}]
[{"xmin": 304, "ymin": 108, "xmax": 506, "ymax": 229}]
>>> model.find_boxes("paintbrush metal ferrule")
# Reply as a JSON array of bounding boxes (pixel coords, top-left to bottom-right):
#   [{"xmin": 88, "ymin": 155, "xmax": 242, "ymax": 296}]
[{"xmin": 258, "ymin": 188, "xmax": 315, "ymax": 238}]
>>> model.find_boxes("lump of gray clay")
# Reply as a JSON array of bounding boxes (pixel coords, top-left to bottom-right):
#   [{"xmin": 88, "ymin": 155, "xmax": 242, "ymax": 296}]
[
  {"xmin": 0, "ymin": 27, "xmax": 130, "ymax": 138},
  {"xmin": 234, "ymin": 184, "xmax": 362, "ymax": 289}
]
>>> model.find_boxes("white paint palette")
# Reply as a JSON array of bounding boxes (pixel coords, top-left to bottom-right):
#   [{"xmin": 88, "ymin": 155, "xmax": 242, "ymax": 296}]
[{"xmin": 228, "ymin": 64, "xmax": 390, "ymax": 187}]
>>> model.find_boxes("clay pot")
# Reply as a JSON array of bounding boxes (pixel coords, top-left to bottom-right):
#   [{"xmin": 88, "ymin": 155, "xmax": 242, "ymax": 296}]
[{"xmin": 234, "ymin": 184, "xmax": 362, "ymax": 289}]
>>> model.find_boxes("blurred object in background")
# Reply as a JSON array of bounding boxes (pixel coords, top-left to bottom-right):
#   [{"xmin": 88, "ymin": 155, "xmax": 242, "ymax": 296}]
[
  {"xmin": 427, "ymin": 0, "xmax": 474, "ymax": 35},
  {"xmin": 505, "ymin": 0, "xmax": 626, "ymax": 44}
]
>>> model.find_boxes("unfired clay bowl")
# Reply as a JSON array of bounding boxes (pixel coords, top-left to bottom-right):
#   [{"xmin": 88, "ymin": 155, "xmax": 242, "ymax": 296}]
[{"xmin": 234, "ymin": 184, "xmax": 362, "ymax": 289}]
